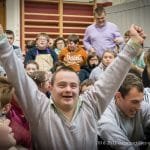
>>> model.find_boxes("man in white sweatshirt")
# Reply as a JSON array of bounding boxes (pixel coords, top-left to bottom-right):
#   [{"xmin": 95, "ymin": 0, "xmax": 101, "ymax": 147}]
[{"xmin": 0, "ymin": 24, "xmax": 146, "ymax": 150}]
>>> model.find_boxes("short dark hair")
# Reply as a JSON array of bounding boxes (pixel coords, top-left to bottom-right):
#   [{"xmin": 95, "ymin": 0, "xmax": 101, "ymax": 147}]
[
  {"xmin": 118, "ymin": 73, "xmax": 144, "ymax": 98},
  {"xmin": 53, "ymin": 37, "xmax": 66, "ymax": 49},
  {"xmin": 5, "ymin": 30, "xmax": 14, "ymax": 37},
  {"xmin": 80, "ymin": 79, "xmax": 94, "ymax": 94},
  {"xmin": 67, "ymin": 34, "xmax": 79, "ymax": 44},
  {"xmin": 87, "ymin": 52, "xmax": 100, "ymax": 66},
  {"xmin": 94, "ymin": 6, "xmax": 106, "ymax": 16},
  {"xmin": 51, "ymin": 66, "xmax": 79, "ymax": 86},
  {"xmin": 128, "ymin": 68, "xmax": 141, "ymax": 79}
]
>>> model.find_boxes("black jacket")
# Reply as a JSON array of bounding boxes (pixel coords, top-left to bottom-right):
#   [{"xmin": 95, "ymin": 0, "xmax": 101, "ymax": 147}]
[
  {"xmin": 142, "ymin": 66, "xmax": 150, "ymax": 87},
  {"xmin": 78, "ymin": 65, "xmax": 93, "ymax": 83}
]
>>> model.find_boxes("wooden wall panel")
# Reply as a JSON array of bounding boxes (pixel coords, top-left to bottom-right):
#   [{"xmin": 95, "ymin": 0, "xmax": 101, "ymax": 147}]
[
  {"xmin": 22, "ymin": 0, "xmax": 59, "ymax": 51},
  {"xmin": 21, "ymin": 0, "xmax": 112, "ymax": 51}
]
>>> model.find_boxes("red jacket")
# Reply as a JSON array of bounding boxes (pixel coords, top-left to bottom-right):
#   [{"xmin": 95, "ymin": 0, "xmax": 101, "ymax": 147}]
[{"xmin": 6, "ymin": 98, "xmax": 32, "ymax": 149}]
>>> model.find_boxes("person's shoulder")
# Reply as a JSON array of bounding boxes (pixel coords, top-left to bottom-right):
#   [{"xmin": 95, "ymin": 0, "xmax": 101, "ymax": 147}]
[
  {"xmin": 58, "ymin": 47, "xmax": 68, "ymax": 56},
  {"xmin": 93, "ymin": 65, "xmax": 103, "ymax": 72},
  {"xmin": 98, "ymin": 100, "xmax": 116, "ymax": 122},
  {"xmin": 144, "ymin": 88, "xmax": 150, "ymax": 103},
  {"xmin": 60, "ymin": 47, "xmax": 68, "ymax": 52},
  {"xmin": 48, "ymin": 48, "xmax": 56, "ymax": 54},
  {"xmin": 26, "ymin": 47, "xmax": 37, "ymax": 55},
  {"xmin": 29, "ymin": 47, "xmax": 37, "ymax": 52},
  {"xmin": 86, "ymin": 23, "xmax": 96, "ymax": 30},
  {"xmin": 13, "ymin": 45, "xmax": 20, "ymax": 49},
  {"xmin": 107, "ymin": 21, "xmax": 118, "ymax": 28},
  {"xmin": 79, "ymin": 47, "xmax": 87, "ymax": 52},
  {"xmin": 103, "ymin": 100, "xmax": 119, "ymax": 119},
  {"xmin": 140, "ymin": 101, "xmax": 150, "ymax": 115},
  {"xmin": 80, "ymin": 64, "xmax": 90, "ymax": 70},
  {"xmin": 107, "ymin": 100, "xmax": 116, "ymax": 112},
  {"xmin": 91, "ymin": 66, "xmax": 99, "ymax": 72}
]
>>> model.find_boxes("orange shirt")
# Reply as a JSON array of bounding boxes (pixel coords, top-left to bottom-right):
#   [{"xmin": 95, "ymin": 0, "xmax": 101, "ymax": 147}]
[{"xmin": 59, "ymin": 46, "xmax": 87, "ymax": 72}]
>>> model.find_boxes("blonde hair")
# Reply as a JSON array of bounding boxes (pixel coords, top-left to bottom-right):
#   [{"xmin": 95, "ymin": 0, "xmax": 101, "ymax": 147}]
[
  {"xmin": 35, "ymin": 33, "xmax": 49, "ymax": 42},
  {"xmin": 0, "ymin": 77, "xmax": 14, "ymax": 109},
  {"xmin": 102, "ymin": 49, "xmax": 117, "ymax": 59},
  {"xmin": 29, "ymin": 70, "xmax": 49, "ymax": 87}
]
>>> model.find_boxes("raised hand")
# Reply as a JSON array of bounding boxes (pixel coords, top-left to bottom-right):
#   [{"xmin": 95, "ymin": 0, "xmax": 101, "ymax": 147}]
[{"xmin": 129, "ymin": 24, "xmax": 146, "ymax": 44}]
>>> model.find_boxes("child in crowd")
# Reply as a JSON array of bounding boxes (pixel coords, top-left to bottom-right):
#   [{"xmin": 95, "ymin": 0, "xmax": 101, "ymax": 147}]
[
  {"xmin": 0, "ymin": 30, "xmax": 23, "ymax": 76},
  {"xmin": 25, "ymin": 60, "xmax": 39, "ymax": 76},
  {"xmin": 90, "ymin": 50, "xmax": 116, "ymax": 82},
  {"xmin": 53, "ymin": 37, "xmax": 66, "ymax": 55},
  {"xmin": 5, "ymin": 30, "xmax": 23, "ymax": 61},
  {"xmin": 25, "ymin": 40, "xmax": 36, "ymax": 52},
  {"xmin": 78, "ymin": 52, "xmax": 100, "ymax": 83},
  {"xmin": 24, "ymin": 33, "xmax": 57, "ymax": 72},
  {"xmin": 59, "ymin": 34, "xmax": 87, "ymax": 72},
  {"xmin": 0, "ymin": 76, "xmax": 31, "ymax": 149},
  {"xmin": 29, "ymin": 70, "xmax": 52, "ymax": 98},
  {"xmin": 80, "ymin": 79, "xmax": 94, "ymax": 94}
]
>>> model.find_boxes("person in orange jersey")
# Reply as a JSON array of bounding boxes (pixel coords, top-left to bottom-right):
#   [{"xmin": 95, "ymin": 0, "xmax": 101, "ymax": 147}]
[{"xmin": 59, "ymin": 34, "xmax": 87, "ymax": 72}]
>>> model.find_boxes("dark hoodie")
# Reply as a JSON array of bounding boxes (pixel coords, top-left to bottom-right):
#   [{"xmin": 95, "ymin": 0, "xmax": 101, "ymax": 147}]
[{"xmin": 78, "ymin": 64, "xmax": 97, "ymax": 83}]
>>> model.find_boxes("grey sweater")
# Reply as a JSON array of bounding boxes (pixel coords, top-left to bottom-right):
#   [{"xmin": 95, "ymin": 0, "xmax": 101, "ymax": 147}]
[
  {"xmin": 98, "ymin": 100, "xmax": 150, "ymax": 150},
  {"xmin": 0, "ymin": 35, "xmax": 141, "ymax": 150}
]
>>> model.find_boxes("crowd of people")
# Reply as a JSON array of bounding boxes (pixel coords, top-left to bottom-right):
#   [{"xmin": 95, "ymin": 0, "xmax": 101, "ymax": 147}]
[{"xmin": 0, "ymin": 5, "xmax": 149, "ymax": 150}]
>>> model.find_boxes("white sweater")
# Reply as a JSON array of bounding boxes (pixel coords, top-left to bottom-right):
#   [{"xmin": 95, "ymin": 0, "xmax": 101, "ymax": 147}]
[{"xmin": 0, "ymin": 35, "xmax": 142, "ymax": 150}]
